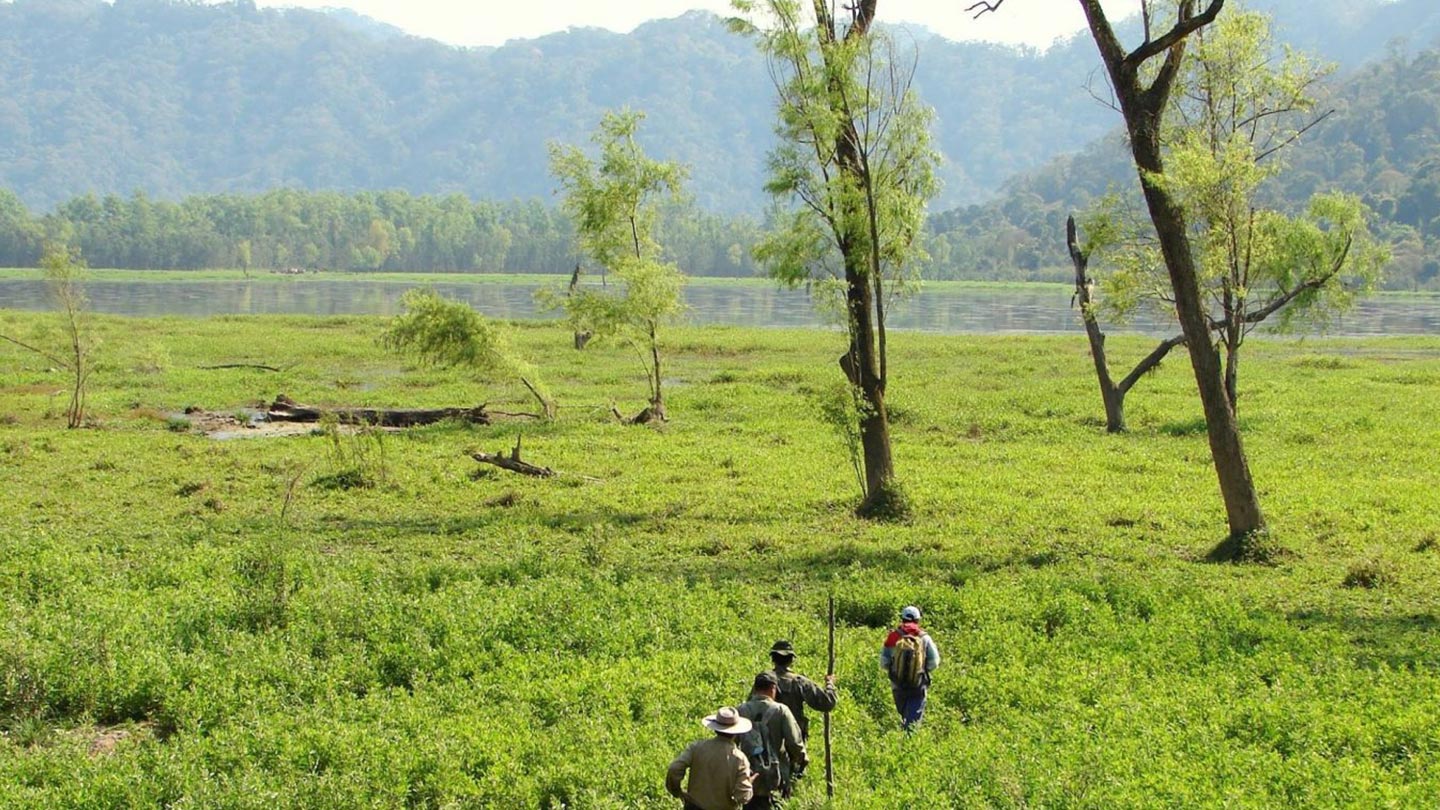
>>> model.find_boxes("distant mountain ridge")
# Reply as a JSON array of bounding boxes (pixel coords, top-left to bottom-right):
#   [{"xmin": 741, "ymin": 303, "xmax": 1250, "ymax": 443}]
[{"xmin": 0, "ymin": 0, "xmax": 1435, "ymax": 213}]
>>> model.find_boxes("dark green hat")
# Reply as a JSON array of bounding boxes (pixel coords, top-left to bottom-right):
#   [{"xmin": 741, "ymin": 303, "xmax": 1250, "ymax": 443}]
[{"xmin": 770, "ymin": 640, "xmax": 796, "ymax": 657}]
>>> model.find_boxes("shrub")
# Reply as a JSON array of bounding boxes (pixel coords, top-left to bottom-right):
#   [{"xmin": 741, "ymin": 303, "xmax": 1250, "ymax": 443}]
[{"xmin": 1342, "ymin": 557, "xmax": 1398, "ymax": 589}]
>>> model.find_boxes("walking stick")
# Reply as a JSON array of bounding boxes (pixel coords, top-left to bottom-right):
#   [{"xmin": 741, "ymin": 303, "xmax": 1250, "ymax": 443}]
[{"xmin": 825, "ymin": 594, "xmax": 835, "ymax": 800}]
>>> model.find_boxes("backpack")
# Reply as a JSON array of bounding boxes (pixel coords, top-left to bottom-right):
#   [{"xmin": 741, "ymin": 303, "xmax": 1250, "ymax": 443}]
[
  {"xmin": 889, "ymin": 632, "xmax": 927, "ymax": 688},
  {"xmin": 738, "ymin": 706, "xmax": 783, "ymax": 793}
]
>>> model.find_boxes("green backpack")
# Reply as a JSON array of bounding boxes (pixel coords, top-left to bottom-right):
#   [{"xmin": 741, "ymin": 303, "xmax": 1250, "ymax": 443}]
[
  {"xmin": 889, "ymin": 633, "xmax": 927, "ymax": 688},
  {"xmin": 738, "ymin": 706, "xmax": 783, "ymax": 793}
]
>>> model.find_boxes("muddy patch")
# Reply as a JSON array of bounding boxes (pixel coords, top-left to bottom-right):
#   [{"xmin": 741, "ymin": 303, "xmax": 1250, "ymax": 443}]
[{"xmin": 179, "ymin": 408, "xmax": 323, "ymax": 440}]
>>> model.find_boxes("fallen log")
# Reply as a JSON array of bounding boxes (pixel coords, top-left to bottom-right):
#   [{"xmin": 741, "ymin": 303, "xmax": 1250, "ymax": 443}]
[
  {"xmin": 470, "ymin": 435, "xmax": 555, "ymax": 477},
  {"xmin": 265, "ymin": 394, "xmax": 490, "ymax": 427},
  {"xmin": 612, "ymin": 404, "xmax": 663, "ymax": 425},
  {"xmin": 200, "ymin": 363, "xmax": 281, "ymax": 372}
]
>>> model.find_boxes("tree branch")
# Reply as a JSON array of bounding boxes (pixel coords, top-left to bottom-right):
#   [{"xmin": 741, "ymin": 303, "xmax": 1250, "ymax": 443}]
[
  {"xmin": 1126, "ymin": 0, "xmax": 1226, "ymax": 66},
  {"xmin": 0, "ymin": 332, "xmax": 69, "ymax": 368},
  {"xmin": 1116, "ymin": 333, "xmax": 1188, "ymax": 395},
  {"xmin": 966, "ymin": 0, "xmax": 1006, "ymax": 18},
  {"xmin": 1254, "ymin": 109, "xmax": 1335, "ymax": 163},
  {"xmin": 1234, "ymin": 234, "xmax": 1352, "ymax": 326}
]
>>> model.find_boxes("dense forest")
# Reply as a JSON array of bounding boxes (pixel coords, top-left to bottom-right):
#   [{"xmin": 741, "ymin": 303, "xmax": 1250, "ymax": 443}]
[{"xmin": 0, "ymin": 0, "xmax": 1437, "ymax": 286}]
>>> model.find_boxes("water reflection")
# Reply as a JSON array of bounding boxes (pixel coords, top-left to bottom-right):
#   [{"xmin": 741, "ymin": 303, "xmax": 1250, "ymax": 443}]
[{"xmin": 1, "ymin": 278, "xmax": 1436, "ymax": 337}]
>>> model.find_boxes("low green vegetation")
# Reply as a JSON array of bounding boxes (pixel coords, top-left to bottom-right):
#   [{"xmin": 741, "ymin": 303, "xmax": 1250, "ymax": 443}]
[{"xmin": 1, "ymin": 311, "xmax": 1438, "ymax": 807}]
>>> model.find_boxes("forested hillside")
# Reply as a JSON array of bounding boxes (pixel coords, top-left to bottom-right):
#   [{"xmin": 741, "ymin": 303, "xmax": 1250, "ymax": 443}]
[
  {"xmin": 0, "ymin": 0, "xmax": 1433, "ymax": 214},
  {"xmin": 929, "ymin": 41, "xmax": 1440, "ymax": 290}
]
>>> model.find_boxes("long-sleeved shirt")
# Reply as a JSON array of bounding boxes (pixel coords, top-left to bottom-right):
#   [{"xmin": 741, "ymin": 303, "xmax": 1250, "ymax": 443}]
[
  {"xmin": 666, "ymin": 736, "xmax": 753, "ymax": 810},
  {"xmin": 879, "ymin": 621, "xmax": 940, "ymax": 677},
  {"xmin": 766, "ymin": 665, "xmax": 838, "ymax": 741},
  {"xmin": 736, "ymin": 694, "xmax": 807, "ymax": 794}
]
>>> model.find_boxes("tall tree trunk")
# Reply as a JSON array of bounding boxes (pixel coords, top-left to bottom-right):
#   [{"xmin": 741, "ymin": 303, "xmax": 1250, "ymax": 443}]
[
  {"xmin": 818, "ymin": 0, "xmax": 894, "ymax": 512},
  {"xmin": 839, "ymin": 246, "xmax": 894, "ymax": 506},
  {"xmin": 1132, "ymin": 127, "xmax": 1265, "ymax": 538},
  {"xmin": 1069, "ymin": 215, "xmax": 1126, "ymax": 432},
  {"xmin": 568, "ymin": 263, "xmax": 591, "ymax": 350},
  {"xmin": 648, "ymin": 322, "xmax": 666, "ymax": 421},
  {"xmin": 1080, "ymin": 281, "xmax": 1129, "ymax": 433},
  {"xmin": 1224, "ymin": 332, "xmax": 1240, "ymax": 413},
  {"xmin": 1081, "ymin": 0, "xmax": 1266, "ymax": 539}
]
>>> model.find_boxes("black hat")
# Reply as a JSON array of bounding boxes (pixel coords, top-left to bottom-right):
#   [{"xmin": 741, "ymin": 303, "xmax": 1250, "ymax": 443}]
[
  {"xmin": 753, "ymin": 671, "xmax": 780, "ymax": 690},
  {"xmin": 769, "ymin": 640, "xmax": 796, "ymax": 657}
]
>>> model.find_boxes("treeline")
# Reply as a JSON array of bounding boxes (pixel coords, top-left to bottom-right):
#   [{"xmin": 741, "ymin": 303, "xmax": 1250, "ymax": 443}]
[{"xmin": 0, "ymin": 189, "xmax": 762, "ymax": 277}]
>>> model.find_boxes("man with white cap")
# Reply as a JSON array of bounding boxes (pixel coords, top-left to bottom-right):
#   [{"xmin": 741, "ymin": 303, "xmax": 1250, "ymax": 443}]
[
  {"xmin": 879, "ymin": 605, "xmax": 941, "ymax": 731},
  {"xmin": 666, "ymin": 706, "xmax": 755, "ymax": 810}
]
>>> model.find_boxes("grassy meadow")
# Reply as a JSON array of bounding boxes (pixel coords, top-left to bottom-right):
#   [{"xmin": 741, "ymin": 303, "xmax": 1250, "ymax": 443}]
[{"xmin": 1, "ymin": 308, "xmax": 1438, "ymax": 808}]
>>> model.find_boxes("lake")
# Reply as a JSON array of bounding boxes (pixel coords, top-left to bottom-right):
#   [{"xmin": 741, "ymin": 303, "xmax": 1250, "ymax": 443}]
[{"xmin": 2, "ymin": 276, "xmax": 1438, "ymax": 336}]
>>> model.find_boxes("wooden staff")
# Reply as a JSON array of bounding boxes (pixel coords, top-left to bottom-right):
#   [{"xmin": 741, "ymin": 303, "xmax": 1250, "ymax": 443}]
[{"xmin": 825, "ymin": 594, "xmax": 835, "ymax": 799}]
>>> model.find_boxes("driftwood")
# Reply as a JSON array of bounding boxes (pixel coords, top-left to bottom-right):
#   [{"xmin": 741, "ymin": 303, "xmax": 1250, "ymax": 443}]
[
  {"xmin": 200, "ymin": 363, "xmax": 281, "ymax": 372},
  {"xmin": 265, "ymin": 394, "xmax": 490, "ymax": 427},
  {"xmin": 612, "ymin": 404, "xmax": 663, "ymax": 425},
  {"xmin": 470, "ymin": 435, "xmax": 555, "ymax": 477}
]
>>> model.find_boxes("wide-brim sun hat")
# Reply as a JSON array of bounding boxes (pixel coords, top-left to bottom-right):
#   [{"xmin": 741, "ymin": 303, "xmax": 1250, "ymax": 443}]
[{"xmin": 702, "ymin": 706, "xmax": 753, "ymax": 735}]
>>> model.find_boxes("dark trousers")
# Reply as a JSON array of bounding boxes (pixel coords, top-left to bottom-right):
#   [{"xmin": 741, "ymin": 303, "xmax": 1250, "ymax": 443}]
[
  {"xmin": 744, "ymin": 794, "xmax": 780, "ymax": 810},
  {"xmin": 891, "ymin": 682, "xmax": 928, "ymax": 730}
]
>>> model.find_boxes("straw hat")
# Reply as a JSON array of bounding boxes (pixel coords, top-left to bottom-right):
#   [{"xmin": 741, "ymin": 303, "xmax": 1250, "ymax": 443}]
[{"xmin": 702, "ymin": 706, "xmax": 752, "ymax": 735}]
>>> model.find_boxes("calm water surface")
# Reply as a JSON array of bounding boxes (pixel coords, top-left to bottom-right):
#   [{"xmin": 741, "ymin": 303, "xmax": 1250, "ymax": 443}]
[{"xmin": 2, "ymin": 277, "xmax": 1437, "ymax": 336}]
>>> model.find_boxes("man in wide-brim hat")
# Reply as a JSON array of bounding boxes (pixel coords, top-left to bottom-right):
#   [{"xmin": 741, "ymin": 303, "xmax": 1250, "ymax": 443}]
[{"xmin": 666, "ymin": 707, "xmax": 755, "ymax": 810}]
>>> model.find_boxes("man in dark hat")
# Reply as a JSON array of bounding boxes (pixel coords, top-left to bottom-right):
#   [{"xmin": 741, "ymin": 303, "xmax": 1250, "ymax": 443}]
[
  {"xmin": 737, "ymin": 672, "xmax": 806, "ymax": 809},
  {"xmin": 762, "ymin": 639, "xmax": 837, "ymax": 743}
]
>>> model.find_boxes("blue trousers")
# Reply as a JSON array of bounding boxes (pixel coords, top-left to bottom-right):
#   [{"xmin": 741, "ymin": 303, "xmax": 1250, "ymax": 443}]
[{"xmin": 891, "ymin": 682, "xmax": 928, "ymax": 730}]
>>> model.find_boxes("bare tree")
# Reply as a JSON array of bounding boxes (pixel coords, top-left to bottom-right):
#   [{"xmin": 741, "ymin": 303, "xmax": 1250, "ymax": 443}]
[
  {"xmin": 1067, "ymin": 215, "xmax": 1187, "ymax": 433},
  {"xmin": 0, "ymin": 247, "xmax": 96, "ymax": 428}
]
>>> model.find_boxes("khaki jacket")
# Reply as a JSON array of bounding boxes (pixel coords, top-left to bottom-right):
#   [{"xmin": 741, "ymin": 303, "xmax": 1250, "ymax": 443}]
[{"xmin": 666, "ymin": 736, "xmax": 753, "ymax": 810}]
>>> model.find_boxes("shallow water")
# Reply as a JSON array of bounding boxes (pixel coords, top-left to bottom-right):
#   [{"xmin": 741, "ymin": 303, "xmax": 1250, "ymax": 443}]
[{"xmin": 2, "ymin": 278, "xmax": 1437, "ymax": 337}]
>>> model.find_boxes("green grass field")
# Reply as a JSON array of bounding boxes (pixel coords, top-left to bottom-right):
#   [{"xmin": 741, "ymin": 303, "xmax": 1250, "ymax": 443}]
[{"xmin": 2, "ymin": 309, "xmax": 1438, "ymax": 807}]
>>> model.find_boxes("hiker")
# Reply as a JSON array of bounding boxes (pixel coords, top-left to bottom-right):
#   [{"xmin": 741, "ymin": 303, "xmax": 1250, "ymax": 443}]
[
  {"xmin": 666, "ymin": 707, "xmax": 755, "ymax": 810},
  {"xmin": 736, "ymin": 672, "xmax": 807, "ymax": 809},
  {"xmin": 879, "ymin": 605, "xmax": 940, "ymax": 731},
  {"xmin": 764, "ymin": 639, "xmax": 837, "ymax": 742}
]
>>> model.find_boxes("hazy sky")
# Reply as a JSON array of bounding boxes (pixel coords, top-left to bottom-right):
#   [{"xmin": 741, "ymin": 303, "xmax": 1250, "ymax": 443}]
[{"xmin": 254, "ymin": 1, "xmax": 1144, "ymax": 49}]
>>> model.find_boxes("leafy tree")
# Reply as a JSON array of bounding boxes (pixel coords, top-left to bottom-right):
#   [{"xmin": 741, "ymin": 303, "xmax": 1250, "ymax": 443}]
[
  {"xmin": 380, "ymin": 289, "xmax": 554, "ymax": 419},
  {"xmin": 547, "ymin": 110, "xmax": 687, "ymax": 423},
  {"xmin": 0, "ymin": 190, "xmax": 43, "ymax": 266},
  {"xmin": 1157, "ymin": 11, "xmax": 1386, "ymax": 408},
  {"xmin": 1075, "ymin": 10, "xmax": 1387, "ymax": 431},
  {"xmin": 1082, "ymin": 11, "xmax": 1388, "ymax": 415},
  {"xmin": 978, "ymin": 0, "xmax": 1267, "ymax": 540},
  {"xmin": 731, "ymin": 0, "xmax": 939, "ymax": 517}
]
